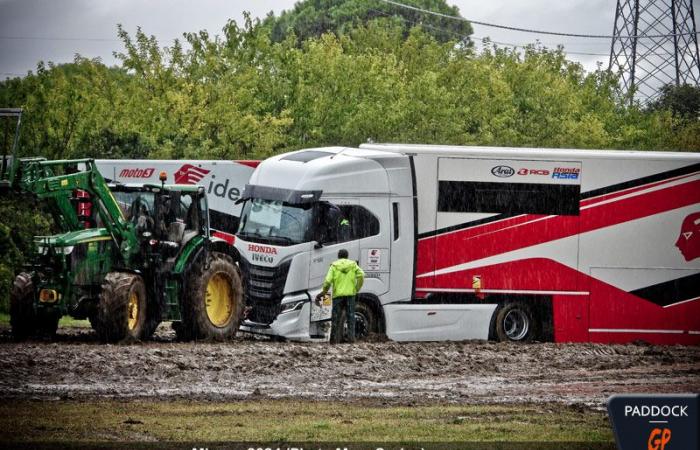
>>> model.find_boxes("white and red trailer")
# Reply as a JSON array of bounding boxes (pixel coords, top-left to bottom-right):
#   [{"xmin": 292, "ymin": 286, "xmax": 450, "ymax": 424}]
[
  {"xmin": 95, "ymin": 159, "xmax": 258, "ymax": 243},
  {"xmin": 233, "ymin": 144, "xmax": 700, "ymax": 344}
]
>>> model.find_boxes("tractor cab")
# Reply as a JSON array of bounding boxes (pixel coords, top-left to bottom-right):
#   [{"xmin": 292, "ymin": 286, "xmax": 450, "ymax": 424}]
[{"xmin": 111, "ymin": 183, "xmax": 209, "ymax": 265}]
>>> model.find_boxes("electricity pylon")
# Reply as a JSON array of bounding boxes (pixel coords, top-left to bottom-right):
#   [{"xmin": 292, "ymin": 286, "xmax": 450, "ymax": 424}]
[{"xmin": 609, "ymin": 0, "xmax": 700, "ymax": 103}]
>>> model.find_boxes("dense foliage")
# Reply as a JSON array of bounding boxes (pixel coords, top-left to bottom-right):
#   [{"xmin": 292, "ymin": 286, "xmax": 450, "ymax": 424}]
[
  {"xmin": 1, "ymin": 3, "xmax": 699, "ymax": 309},
  {"xmin": 262, "ymin": 0, "xmax": 472, "ymax": 43}
]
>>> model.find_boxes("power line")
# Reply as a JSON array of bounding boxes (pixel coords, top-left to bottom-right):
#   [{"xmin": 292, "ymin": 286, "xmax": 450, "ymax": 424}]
[
  {"xmin": 0, "ymin": 36, "xmax": 121, "ymax": 42},
  {"xmin": 369, "ymin": 7, "xmax": 617, "ymax": 58},
  {"xmin": 377, "ymin": 0, "xmax": 700, "ymax": 39}
]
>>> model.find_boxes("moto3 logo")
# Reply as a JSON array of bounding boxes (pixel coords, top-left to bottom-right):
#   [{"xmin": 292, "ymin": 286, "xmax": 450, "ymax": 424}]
[
  {"xmin": 608, "ymin": 394, "xmax": 698, "ymax": 450},
  {"xmin": 491, "ymin": 165, "xmax": 515, "ymax": 178},
  {"xmin": 119, "ymin": 168, "xmax": 155, "ymax": 178}
]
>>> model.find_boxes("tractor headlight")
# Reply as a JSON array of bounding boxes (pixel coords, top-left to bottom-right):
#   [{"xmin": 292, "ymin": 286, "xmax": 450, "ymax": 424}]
[
  {"xmin": 280, "ymin": 299, "xmax": 306, "ymax": 314},
  {"xmin": 39, "ymin": 289, "xmax": 59, "ymax": 303}
]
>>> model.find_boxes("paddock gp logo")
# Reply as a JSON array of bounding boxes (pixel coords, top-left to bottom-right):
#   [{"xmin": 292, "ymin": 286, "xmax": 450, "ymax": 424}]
[
  {"xmin": 491, "ymin": 165, "xmax": 515, "ymax": 178},
  {"xmin": 607, "ymin": 394, "xmax": 697, "ymax": 450}
]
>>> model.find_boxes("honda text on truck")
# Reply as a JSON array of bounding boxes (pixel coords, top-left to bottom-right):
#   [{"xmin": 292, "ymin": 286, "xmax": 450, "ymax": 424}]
[{"xmin": 233, "ymin": 144, "xmax": 700, "ymax": 344}]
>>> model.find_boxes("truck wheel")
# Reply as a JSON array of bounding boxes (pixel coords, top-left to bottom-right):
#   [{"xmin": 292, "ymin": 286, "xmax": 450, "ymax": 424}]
[
  {"xmin": 96, "ymin": 272, "xmax": 147, "ymax": 342},
  {"xmin": 10, "ymin": 272, "xmax": 36, "ymax": 341},
  {"xmin": 181, "ymin": 252, "xmax": 243, "ymax": 341},
  {"xmin": 495, "ymin": 302, "xmax": 537, "ymax": 342},
  {"xmin": 354, "ymin": 300, "xmax": 376, "ymax": 340}
]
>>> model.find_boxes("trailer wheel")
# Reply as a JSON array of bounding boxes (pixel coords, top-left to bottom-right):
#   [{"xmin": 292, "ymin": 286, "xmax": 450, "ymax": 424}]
[
  {"xmin": 495, "ymin": 302, "xmax": 537, "ymax": 342},
  {"xmin": 10, "ymin": 272, "xmax": 36, "ymax": 341},
  {"xmin": 96, "ymin": 272, "xmax": 148, "ymax": 342},
  {"xmin": 180, "ymin": 252, "xmax": 243, "ymax": 341}
]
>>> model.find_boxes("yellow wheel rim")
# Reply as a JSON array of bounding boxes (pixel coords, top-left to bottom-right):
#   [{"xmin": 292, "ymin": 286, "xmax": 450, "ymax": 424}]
[
  {"xmin": 206, "ymin": 273, "xmax": 234, "ymax": 327},
  {"xmin": 127, "ymin": 291, "xmax": 139, "ymax": 331}
]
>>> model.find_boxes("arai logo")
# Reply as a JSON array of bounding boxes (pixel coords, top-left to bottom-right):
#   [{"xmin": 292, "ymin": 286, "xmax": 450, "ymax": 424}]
[{"xmin": 491, "ymin": 165, "xmax": 515, "ymax": 178}]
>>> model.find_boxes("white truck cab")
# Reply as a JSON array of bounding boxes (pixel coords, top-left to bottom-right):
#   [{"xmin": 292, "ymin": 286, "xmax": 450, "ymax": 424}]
[{"xmin": 234, "ymin": 146, "xmax": 415, "ymax": 340}]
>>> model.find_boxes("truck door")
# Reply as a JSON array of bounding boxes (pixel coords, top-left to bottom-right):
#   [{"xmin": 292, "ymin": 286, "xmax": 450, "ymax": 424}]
[
  {"xmin": 308, "ymin": 200, "xmax": 361, "ymax": 333},
  {"xmin": 309, "ymin": 199, "xmax": 361, "ymax": 291}
]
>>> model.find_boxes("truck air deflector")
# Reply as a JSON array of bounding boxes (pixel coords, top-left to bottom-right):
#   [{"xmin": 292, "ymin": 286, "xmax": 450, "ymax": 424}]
[
  {"xmin": 238, "ymin": 184, "xmax": 322, "ymax": 205},
  {"xmin": 281, "ymin": 150, "xmax": 333, "ymax": 163}
]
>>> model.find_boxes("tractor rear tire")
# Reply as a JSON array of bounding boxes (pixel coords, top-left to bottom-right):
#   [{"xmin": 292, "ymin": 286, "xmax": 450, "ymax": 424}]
[
  {"xmin": 179, "ymin": 252, "xmax": 242, "ymax": 341},
  {"xmin": 96, "ymin": 272, "xmax": 147, "ymax": 343},
  {"xmin": 10, "ymin": 272, "xmax": 36, "ymax": 341}
]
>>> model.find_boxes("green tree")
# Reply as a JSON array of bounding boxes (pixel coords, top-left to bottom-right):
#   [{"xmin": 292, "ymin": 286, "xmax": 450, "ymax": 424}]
[{"xmin": 263, "ymin": 0, "xmax": 472, "ymax": 44}]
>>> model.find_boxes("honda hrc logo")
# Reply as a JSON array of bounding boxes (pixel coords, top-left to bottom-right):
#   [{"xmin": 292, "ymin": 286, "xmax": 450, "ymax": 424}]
[{"xmin": 175, "ymin": 164, "xmax": 211, "ymax": 184}]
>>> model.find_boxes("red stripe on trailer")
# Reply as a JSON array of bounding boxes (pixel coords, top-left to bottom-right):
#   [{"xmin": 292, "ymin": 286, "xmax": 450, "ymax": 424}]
[
  {"xmin": 235, "ymin": 160, "xmax": 260, "ymax": 169},
  {"xmin": 420, "ymin": 179, "xmax": 700, "ymax": 275},
  {"xmin": 580, "ymin": 171, "xmax": 699, "ymax": 207},
  {"xmin": 422, "ymin": 258, "xmax": 700, "ymax": 345}
]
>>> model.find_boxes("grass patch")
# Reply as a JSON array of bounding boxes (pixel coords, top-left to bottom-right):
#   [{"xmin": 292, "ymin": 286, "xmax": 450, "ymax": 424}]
[
  {"xmin": 0, "ymin": 399, "xmax": 614, "ymax": 443},
  {"xmin": 0, "ymin": 312, "xmax": 89, "ymax": 328}
]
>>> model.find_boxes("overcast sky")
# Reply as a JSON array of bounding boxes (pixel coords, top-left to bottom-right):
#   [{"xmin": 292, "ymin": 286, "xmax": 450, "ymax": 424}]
[{"xmin": 0, "ymin": 0, "xmax": 698, "ymax": 78}]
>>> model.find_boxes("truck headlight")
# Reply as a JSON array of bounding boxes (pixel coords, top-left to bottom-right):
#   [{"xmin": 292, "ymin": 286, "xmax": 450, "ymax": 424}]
[{"xmin": 280, "ymin": 299, "xmax": 305, "ymax": 314}]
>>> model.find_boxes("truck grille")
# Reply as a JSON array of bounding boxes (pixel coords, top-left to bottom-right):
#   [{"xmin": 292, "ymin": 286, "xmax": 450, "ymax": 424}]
[{"xmin": 239, "ymin": 259, "xmax": 291, "ymax": 324}]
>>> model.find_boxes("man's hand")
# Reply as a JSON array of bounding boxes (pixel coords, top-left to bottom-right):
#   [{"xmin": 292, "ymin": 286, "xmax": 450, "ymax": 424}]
[{"xmin": 315, "ymin": 293, "xmax": 324, "ymax": 304}]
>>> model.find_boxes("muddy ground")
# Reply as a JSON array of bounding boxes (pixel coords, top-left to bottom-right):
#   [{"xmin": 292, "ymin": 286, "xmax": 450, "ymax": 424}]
[{"xmin": 0, "ymin": 325, "xmax": 698, "ymax": 408}]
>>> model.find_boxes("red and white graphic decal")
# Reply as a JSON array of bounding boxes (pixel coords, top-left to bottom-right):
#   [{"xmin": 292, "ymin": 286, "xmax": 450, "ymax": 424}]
[{"xmin": 174, "ymin": 164, "xmax": 211, "ymax": 185}]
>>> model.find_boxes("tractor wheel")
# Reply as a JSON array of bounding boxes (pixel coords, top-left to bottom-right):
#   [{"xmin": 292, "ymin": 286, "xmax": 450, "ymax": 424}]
[
  {"xmin": 180, "ymin": 252, "xmax": 243, "ymax": 341},
  {"xmin": 96, "ymin": 272, "xmax": 147, "ymax": 342},
  {"xmin": 10, "ymin": 272, "xmax": 36, "ymax": 341},
  {"xmin": 495, "ymin": 302, "xmax": 538, "ymax": 343},
  {"xmin": 36, "ymin": 312, "xmax": 60, "ymax": 339}
]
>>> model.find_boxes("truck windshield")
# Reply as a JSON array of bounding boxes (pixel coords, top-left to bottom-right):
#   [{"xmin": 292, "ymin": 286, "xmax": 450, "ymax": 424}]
[{"xmin": 238, "ymin": 198, "xmax": 313, "ymax": 246}]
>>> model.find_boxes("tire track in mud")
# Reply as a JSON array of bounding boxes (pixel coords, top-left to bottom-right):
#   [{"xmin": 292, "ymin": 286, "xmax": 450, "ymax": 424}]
[{"xmin": 0, "ymin": 327, "xmax": 698, "ymax": 407}]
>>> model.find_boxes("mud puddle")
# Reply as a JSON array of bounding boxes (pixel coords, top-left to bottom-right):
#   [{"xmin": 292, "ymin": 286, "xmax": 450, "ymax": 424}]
[{"xmin": 0, "ymin": 325, "xmax": 698, "ymax": 408}]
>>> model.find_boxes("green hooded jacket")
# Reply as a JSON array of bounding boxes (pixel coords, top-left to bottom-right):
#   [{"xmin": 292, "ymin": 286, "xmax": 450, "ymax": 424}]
[{"xmin": 322, "ymin": 258, "xmax": 364, "ymax": 297}]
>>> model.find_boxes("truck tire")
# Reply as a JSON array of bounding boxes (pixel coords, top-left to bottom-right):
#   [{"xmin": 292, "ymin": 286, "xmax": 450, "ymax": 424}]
[
  {"xmin": 354, "ymin": 299, "xmax": 376, "ymax": 340},
  {"xmin": 495, "ymin": 302, "xmax": 537, "ymax": 343},
  {"xmin": 180, "ymin": 252, "xmax": 243, "ymax": 341},
  {"xmin": 96, "ymin": 272, "xmax": 147, "ymax": 342},
  {"xmin": 10, "ymin": 272, "xmax": 36, "ymax": 341}
]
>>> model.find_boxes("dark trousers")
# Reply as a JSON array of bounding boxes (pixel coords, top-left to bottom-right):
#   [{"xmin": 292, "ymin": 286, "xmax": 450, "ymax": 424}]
[{"xmin": 330, "ymin": 295, "xmax": 355, "ymax": 343}]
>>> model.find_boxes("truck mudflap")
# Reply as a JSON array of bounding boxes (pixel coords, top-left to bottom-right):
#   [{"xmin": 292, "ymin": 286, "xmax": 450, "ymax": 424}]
[{"xmin": 384, "ymin": 303, "xmax": 498, "ymax": 341}]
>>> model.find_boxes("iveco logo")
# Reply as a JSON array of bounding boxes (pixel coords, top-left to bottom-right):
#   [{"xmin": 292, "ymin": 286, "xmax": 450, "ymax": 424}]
[{"xmin": 491, "ymin": 165, "xmax": 515, "ymax": 177}]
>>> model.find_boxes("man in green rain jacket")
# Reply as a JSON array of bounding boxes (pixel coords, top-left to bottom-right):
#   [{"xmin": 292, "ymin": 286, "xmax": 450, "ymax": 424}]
[{"xmin": 316, "ymin": 249, "xmax": 364, "ymax": 343}]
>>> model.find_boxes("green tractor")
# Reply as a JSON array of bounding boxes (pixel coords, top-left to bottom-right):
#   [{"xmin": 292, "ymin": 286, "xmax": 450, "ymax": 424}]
[{"xmin": 1, "ymin": 108, "xmax": 243, "ymax": 342}]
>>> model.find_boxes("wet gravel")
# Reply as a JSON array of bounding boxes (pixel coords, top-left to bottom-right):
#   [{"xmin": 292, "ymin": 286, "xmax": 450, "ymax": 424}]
[{"xmin": 0, "ymin": 326, "xmax": 698, "ymax": 408}]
